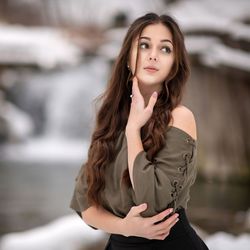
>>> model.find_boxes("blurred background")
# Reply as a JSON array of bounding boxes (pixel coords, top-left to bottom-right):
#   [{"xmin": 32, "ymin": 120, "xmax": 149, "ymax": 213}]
[{"xmin": 0, "ymin": 0, "xmax": 249, "ymax": 249}]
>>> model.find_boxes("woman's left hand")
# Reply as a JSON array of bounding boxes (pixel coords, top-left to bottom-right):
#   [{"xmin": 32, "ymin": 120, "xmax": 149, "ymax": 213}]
[{"xmin": 126, "ymin": 76, "xmax": 158, "ymax": 131}]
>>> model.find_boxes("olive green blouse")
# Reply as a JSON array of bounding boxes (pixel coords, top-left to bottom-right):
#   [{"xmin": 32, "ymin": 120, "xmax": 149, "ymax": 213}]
[{"xmin": 70, "ymin": 126, "xmax": 197, "ymax": 221}]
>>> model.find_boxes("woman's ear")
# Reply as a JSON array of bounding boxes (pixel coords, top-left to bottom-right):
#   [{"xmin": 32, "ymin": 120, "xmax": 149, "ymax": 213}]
[{"xmin": 127, "ymin": 61, "xmax": 135, "ymax": 77}]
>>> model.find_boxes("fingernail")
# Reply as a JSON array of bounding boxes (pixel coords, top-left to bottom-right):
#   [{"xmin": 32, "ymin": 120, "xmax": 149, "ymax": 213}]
[
  {"xmin": 153, "ymin": 91, "xmax": 157, "ymax": 97},
  {"xmin": 169, "ymin": 208, "xmax": 173, "ymax": 213}
]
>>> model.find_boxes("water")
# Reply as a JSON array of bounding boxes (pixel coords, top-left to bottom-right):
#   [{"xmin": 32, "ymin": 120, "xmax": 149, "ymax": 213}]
[
  {"xmin": 0, "ymin": 160, "xmax": 80, "ymax": 235},
  {"xmin": 188, "ymin": 180, "xmax": 250, "ymax": 234},
  {"xmin": 0, "ymin": 159, "xmax": 249, "ymax": 236}
]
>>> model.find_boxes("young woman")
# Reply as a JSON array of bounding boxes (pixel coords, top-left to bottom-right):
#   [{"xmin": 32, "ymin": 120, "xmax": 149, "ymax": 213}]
[{"xmin": 70, "ymin": 12, "xmax": 209, "ymax": 250}]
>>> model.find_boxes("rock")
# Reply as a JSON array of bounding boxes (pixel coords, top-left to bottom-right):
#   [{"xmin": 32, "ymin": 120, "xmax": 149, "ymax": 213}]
[
  {"xmin": 0, "ymin": 214, "xmax": 108, "ymax": 250},
  {"xmin": 0, "ymin": 92, "xmax": 34, "ymax": 143},
  {"xmin": 205, "ymin": 231, "xmax": 250, "ymax": 250}
]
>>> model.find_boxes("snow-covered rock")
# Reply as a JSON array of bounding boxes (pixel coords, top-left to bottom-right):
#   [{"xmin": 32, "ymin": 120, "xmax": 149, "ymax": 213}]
[
  {"xmin": 0, "ymin": 96, "xmax": 34, "ymax": 142},
  {"xmin": 0, "ymin": 214, "xmax": 107, "ymax": 250},
  {"xmin": 0, "ymin": 25, "xmax": 81, "ymax": 69},
  {"xmin": 205, "ymin": 232, "xmax": 250, "ymax": 250},
  {"xmin": 185, "ymin": 36, "xmax": 250, "ymax": 71},
  {"xmin": 0, "ymin": 136, "xmax": 88, "ymax": 163}
]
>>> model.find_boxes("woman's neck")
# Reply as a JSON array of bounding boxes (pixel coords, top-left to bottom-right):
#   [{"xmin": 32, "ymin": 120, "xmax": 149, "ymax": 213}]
[{"xmin": 139, "ymin": 83, "xmax": 162, "ymax": 106}]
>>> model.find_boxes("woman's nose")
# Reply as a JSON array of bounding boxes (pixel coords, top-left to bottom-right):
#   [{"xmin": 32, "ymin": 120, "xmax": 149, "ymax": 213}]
[
  {"xmin": 149, "ymin": 56, "xmax": 157, "ymax": 61},
  {"xmin": 148, "ymin": 49, "xmax": 158, "ymax": 61}
]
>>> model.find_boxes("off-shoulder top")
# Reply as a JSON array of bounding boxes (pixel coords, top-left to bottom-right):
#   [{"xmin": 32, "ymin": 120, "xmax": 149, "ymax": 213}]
[{"xmin": 70, "ymin": 126, "xmax": 197, "ymax": 221}]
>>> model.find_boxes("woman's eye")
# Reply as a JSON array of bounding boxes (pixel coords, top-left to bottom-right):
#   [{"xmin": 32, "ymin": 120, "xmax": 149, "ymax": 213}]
[
  {"xmin": 161, "ymin": 46, "xmax": 171, "ymax": 54},
  {"xmin": 139, "ymin": 42, "xmax": 149, "ymax": 49}
]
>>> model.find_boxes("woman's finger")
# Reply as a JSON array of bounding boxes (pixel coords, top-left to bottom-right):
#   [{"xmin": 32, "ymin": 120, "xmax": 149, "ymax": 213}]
[
  {"xmin": 145, "ymin": 91, "xmax": 158, "ymax": 112},
  {"xmin": 132, "ymin": 76, "xmax": 144, "ymax": 99},
  {"xmin": 159, "ymin": 213, "xmax": 179, "ymax": 230},
  {"xmin": 167, "ymin": 218, "xmax": 179, "ymax": 231},
  {"xmin": 153, "ymin": 232, "xmax": 169, "ymax": 240},
  {"xmin": 132, "ymin": 76, "xmax": 139, "ymax": 96},
  {"xmin": 169, "ymin": 215, "xmax": 179, "ymax": 228},
  {"xmin": 149, "ymin": 208, "xmax": 173, "ymax": 225},
  {"xmin": 152, "ymin": 212, "xmax": 179, "ymax": 234},
  {"xmin": 129, "ymin": 203, "xmax": 147, "ymax": 216},
  {"xmin": 156, "ymin": 217, "xmax": 178, "ymax": 236}
]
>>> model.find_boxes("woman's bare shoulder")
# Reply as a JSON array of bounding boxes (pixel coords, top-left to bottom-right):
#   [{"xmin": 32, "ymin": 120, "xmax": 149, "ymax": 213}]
[{"xmin": 169, "ymin": 105, "xmax": 197, "ymax": 141}]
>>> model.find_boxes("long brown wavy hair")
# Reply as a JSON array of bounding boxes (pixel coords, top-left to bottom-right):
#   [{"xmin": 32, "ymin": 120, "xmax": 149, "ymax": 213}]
[{"xmin": 80, "ymin": 13, "xmax": 190, "ymax": 208}]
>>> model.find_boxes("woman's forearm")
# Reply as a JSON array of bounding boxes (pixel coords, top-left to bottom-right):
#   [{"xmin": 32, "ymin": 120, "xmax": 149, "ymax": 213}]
[
  {"xmin": 125, "ymin": 126, "xmax": 144, "ymax": 189},
  {"xmin": 81, "ymin": 203, "xmax": 178, "ymax": 240},
  {"xmin": 80, "ymin": 128, "xmax": 143, "ymax": 234},
  {"xmin": 82, "ymin": 206, "xmax": 124, "ymax": 235}
]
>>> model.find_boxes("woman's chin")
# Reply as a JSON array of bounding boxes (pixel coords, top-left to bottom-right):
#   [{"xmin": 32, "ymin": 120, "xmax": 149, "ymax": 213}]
[{"xmin": 137, "ymin": 78, "xmax": 162, "ymax": 87}]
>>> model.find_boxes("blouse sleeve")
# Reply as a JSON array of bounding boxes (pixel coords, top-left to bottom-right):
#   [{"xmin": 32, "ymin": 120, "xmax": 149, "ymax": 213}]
[
  {"xmin": 131, "ymin": 127, "xmax": 197, "ymax": 217},
  {"xmin": 69, "ymin": 164, "xmax": 97, "ymax": 230}
]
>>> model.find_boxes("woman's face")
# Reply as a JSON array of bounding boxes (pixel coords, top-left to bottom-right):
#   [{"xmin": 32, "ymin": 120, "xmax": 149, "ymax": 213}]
[{"xmin": 129, "ymin": 23, "xmax": 174, "ymax": 89}]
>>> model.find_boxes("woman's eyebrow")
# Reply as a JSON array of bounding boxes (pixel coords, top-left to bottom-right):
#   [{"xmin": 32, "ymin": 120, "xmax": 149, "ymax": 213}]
[{"xmin": 139, "ymin": 36, "xmax": 173, "ymax": 45}]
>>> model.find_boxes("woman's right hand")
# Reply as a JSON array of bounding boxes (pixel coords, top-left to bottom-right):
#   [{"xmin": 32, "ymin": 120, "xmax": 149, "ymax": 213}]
[{"xmin": 121, "ymin": 203, "xmax": 179, "ymax": 240}]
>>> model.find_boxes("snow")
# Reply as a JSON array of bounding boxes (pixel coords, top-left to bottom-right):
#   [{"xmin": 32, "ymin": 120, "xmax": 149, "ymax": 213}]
[
  {"xmin": 169, "ymin": 0, "xmax": 250, "ymax": 39},
  {"xmin": 0, "ymin": 136, "xmax": 88, "ymax": 163},
  {"xmin": 0, "ymin": 99, "xmax": 34, "ymax": 141},
  {"xmin": 185, "ymin": 36, "xmax": 250, "ymax": 71},
  {"xmin": 200, "ymin": 44, "xmax": 250, "ymax": 71},
  {"xmin": 0, "ymin": 214, "xmax": 106, "ymax": 250},
  {"xmin": 0, "ymin": 25, "xmax": 81, "ymax": 69},
  {"xmin": 0, "ymin": 214, "xmax": 250, "ymax": 250},
  {"xmin": 44, "ymin": 0, "xmax": 164, "ymax": 28},
  {"xmin": 168, "ymin": 0, "xmax": 250, "ymax": 71},
  {"xmin": 205, "ymin": 232, "xmax": 250, "ymax": 250},
  {"xmin": 98, "ymin": 27, "xmax": 127, "ymax": 60}
]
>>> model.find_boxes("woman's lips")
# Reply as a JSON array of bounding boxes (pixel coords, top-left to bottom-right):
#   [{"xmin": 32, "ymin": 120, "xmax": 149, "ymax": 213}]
[{"xmin": 144, "ymin": 67, "xmax": 159, "ymax": 73}]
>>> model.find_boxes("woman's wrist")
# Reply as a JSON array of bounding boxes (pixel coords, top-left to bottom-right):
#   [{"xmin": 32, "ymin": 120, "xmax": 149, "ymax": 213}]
[
  {"xmin": 114, "ymin": 217, "xmax": 128, "ymax": 236},
  {"xmin": 119, "ymin": 217, "xmax": 130, "ymax": 237},
  {"xmin": 125, "ymin": 124, "xmax": 141, "ymax": 136}
]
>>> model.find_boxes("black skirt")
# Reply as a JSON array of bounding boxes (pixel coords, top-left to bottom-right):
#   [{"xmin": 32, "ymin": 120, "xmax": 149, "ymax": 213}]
[{"xmin": 104, "ymin": 207, "xmax": 209, "ymax": 250}]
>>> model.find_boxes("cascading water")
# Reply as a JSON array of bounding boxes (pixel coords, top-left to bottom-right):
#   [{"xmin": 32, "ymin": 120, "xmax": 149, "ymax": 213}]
[{"xmin": 0, "ymin": 57, "xmax": 109, "ymax": 162}]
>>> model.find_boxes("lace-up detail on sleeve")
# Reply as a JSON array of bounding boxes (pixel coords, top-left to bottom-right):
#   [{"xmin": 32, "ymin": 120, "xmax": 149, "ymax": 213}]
[
  {"xmin": 131, "ymin": 126, "xmax": 197, "ymax": 216},
  {"xmin": 170, "ymin": 134, "xmax": 196, "ymax": 211}
]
